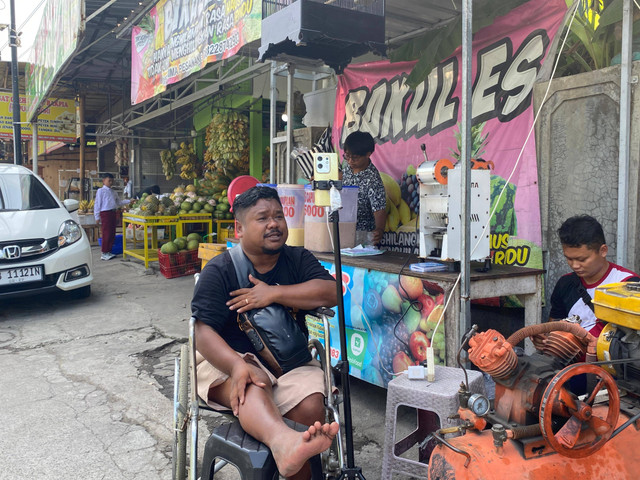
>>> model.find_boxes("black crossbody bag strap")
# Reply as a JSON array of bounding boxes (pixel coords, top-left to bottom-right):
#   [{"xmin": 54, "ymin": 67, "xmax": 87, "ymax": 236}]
[
  {"xmin": 228, "ymin": 246, "xmax": 284, "ymax": 377},
  {"xmin": 228, "ymin": 244, "xmax": 253, "ymax": 288},
  {"xmin": 573, "ymin": 274, "xmax": 595, "ymax": 312}
]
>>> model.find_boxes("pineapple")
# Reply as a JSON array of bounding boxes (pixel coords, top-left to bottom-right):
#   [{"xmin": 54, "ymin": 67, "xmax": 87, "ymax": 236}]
[{"xmin": 449, "ymin": 122, "xmax": 493, "ymax": 169}]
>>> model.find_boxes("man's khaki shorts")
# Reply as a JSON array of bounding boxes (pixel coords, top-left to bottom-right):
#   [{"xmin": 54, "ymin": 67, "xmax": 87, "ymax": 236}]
[{"xmin": 195, "ymin": 350, "xmax": 326, "ymax": 415}]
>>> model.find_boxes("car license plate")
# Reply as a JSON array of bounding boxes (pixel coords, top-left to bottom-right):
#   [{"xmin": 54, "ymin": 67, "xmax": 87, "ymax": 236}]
[{"xmin": 0, "ymin": 265, "xmax": 44, "ymax": 286}]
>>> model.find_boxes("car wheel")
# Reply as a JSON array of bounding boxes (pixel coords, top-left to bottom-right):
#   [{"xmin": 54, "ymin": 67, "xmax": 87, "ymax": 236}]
[{"xmin": 71, "ymin": 285, "xmax": 91, "ymax": 299}]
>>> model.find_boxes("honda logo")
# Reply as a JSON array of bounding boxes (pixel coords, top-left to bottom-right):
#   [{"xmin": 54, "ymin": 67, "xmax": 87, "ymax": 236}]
[{"xmin": 2, "ymin": 245, "xmax": 21, "ymax": 259}]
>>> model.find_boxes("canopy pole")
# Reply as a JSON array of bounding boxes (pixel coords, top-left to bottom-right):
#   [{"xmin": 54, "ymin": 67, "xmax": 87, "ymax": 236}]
[
  {"xmin": 286, "ymin": 64, "xmax": 294, "ymax": 184},
  {"xmin": 270, "ymin": 62, "xmax": 277, "ymax": 184},
  {"xmin": 617, "ymin": 0, "xmax": 632, "ymax": 265},
  {"xmin": 79, "ymin": 94, "xmax": 86, "ymax": 202},
  {"xmin": 459, "ymin": 0, "xmax": 473, "ymax": 343},
  {"xmin": 32, "ymin": 119, "xmax": 38, "ymax": 176},
  {"xmin": 9, "ymin": 0, "xmax": 22, "ymax": 165}
]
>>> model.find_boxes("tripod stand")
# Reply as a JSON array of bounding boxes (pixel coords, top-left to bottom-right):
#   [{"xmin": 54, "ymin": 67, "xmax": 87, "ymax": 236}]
[{"xmin": 328, "ymin": 205, "xmax": 366, "ymax": 480}]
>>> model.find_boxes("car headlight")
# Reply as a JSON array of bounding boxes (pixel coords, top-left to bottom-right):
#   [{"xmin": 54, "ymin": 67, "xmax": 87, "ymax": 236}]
[{"xmin": 58, "ymin": 220, "xmax": 83, "ymax": 247}]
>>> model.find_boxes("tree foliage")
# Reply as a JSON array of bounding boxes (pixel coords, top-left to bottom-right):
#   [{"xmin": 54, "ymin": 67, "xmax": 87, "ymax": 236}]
[
  {"xmin": 389, "ymin": 0, "xmax": 530, "ymax": 87},
  {"xmin": 389, "ymin": 0, "xmax": 637, "ymax": 84}
]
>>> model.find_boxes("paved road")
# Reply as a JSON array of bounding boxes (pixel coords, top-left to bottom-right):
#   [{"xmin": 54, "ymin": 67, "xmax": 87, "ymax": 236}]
[{"xmin": 0, "ymin": 247, "xmax": 398, "ymax": 480}]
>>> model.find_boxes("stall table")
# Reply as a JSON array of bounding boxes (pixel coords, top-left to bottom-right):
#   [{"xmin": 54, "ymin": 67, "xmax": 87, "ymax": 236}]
[
  {"xmin": 178, "ymin": 213, "xmax": 214, "ymax": 240},
  {"xmin": 77, "ymin": 214, "xmax": 100, "ymax": 245},
  {"xmin": 122, "ymin": 214, "xmax": 180, "ymax": 268},
  {"xmin": 311, "ymin": 250, "xmax": 544, "ymax": 385}
]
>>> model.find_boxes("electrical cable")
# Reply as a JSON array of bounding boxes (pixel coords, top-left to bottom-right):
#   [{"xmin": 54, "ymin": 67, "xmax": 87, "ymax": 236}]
[
  {"xmin": 0, "ymin": 0, "xmax": 47, "ymax": 57},
  {"xmin": 426, "ymin": 2, "xmax": 580, "ymax": 350}
]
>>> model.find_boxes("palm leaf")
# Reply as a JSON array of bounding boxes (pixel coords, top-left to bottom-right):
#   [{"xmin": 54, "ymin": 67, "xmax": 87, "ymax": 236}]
[{"xmin": 390, "ymin": 0, "xmax": 530, "ymax": 86}]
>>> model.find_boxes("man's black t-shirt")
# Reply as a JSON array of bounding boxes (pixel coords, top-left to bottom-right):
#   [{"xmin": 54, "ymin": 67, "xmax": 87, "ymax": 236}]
[{"xmin": 191, "ymin": 245, "xmax": 334, "ymax": 355}]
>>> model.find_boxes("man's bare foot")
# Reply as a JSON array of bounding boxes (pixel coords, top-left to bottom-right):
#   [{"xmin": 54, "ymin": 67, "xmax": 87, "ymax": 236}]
[{"xmin": 271, "ymin": 421, "xmax": 339, "ymax": 478}]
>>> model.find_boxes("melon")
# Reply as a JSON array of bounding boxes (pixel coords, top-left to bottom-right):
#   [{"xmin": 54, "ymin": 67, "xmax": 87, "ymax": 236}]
[{"xmin": 160, "ymin": 242, "xmax": 178, "ymax": 254}]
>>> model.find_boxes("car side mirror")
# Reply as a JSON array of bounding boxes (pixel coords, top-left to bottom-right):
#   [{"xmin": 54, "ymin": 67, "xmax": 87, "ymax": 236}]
[{"xmin": 63, "ymin": 199, "xmax": 80, "ymax": 213}]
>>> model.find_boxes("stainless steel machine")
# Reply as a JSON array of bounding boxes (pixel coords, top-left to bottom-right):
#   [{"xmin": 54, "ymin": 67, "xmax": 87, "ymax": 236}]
[{"xmin": 416, "ymin": 160, "xmax": 490, "ymax": 261}]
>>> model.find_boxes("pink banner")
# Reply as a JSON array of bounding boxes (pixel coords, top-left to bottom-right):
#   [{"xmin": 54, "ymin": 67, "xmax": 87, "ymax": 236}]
[{"xmin": 334, "ymin": 0, "xmax": 567, "ymax": 271}]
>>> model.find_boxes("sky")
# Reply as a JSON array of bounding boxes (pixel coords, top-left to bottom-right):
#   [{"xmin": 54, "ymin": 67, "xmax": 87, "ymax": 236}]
[{"xmin": 0, "ymin": 0, "xmax": 45, "ymax": 63}]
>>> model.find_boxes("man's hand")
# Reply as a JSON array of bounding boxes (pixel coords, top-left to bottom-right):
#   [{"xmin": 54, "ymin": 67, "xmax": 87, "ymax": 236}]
[
  {"xmin": 227, "ymin": 275, "xmax": 275, "ymax": 313},
  {"xmin": 531, "ymin": 333, "xmax": 548, "ymax": 351},
  {"xmin": 228, "ymin": 361, "xmax": 267, "ymax": 416}
]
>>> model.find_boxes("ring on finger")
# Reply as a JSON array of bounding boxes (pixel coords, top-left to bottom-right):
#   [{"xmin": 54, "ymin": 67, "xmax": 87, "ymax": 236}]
[{"xmin": 245, "ymin": 298, "xmax": 249, "ymax": 305}]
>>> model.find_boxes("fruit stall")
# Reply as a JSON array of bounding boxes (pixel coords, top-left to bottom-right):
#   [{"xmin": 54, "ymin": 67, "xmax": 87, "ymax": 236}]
[
  {"xmin": 122, "ymin": 213, "xmax": 180, "ymax": 269},
  {"xmin": 121, "ymin": 166, "xmax": 237, "ymax": 269},
  {"xmin": 306, "ymin": 251, "xmax": 544, "ymax": 389}
]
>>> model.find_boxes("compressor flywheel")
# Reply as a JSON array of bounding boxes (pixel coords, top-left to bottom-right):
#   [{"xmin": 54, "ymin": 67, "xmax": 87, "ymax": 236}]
[{"xmin": 539, "ymin": 363, "xmax": 619, "ymax": 458}]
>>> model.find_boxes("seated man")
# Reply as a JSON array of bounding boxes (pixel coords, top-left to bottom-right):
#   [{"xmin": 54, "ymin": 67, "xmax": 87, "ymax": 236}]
[
  {"xmin": 191, "ymin": 186, "xmax": 339, "ymax": 479},
  {"xmin": 549, "ymin": 215, "xmax": 640, "ymax": 337}
]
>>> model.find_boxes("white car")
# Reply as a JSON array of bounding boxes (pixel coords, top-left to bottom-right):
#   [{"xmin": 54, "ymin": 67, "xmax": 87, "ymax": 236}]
[{"xmin": 0, "ymin": 164, "xmax": 93, "ymax": 299}]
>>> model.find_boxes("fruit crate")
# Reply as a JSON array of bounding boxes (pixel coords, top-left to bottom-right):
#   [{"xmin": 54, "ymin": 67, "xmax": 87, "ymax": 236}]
[
  {"xmin": 198, "ymin": 243, "xmax": 227, "ymax": 269},
  {"xmin": 157, "ymin": 249, "xmax": 200, "ymax": 279}
]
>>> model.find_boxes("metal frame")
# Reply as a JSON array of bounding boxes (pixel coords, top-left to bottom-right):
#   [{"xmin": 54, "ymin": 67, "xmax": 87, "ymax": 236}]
[{"xmin": 174, "ymin": 309, "xmax": 344, "ymax": 480}]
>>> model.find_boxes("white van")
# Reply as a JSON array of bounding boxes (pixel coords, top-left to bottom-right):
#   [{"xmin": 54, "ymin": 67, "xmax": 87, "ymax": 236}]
[{"xmin": 0, "ymin": 164, "xmax": 93, "ymax": 299}]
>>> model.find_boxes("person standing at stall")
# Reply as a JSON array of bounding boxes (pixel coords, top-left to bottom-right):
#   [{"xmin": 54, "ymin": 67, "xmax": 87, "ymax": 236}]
[
  {"xmin": 123, "ymin": 176, "xmax": 133, "ymax": 199},
  {"xmin": 94, "ymin": 173, "xmax": 129, "ymax": 261},
  {"xmin": 341, "ymin": 131, "xmax": 387, "ymax": 246}
]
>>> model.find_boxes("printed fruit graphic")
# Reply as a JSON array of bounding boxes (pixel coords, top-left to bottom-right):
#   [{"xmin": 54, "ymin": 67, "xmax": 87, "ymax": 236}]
[
  {"xmin": 490, "ymin": 175, "xmax": 518, "ymax": 236},
  {"xmin": 399, "ymin": 275, "xmax": 423, "ymax": 300},
  {"xmin": 402, "ymin": 301, "xmax": 422, "ymax": 333},
  {"xmin": 399, "ymin": 165, "xmax": 419, "ymax": 215},
  {"xmin": 409, "ymin": 331, "xmax": 430, "ymax": 363},
  {"xmin": 417, "ymin": 293, "xmax": 436, "ymax": 317},
  {"xmin": 382, "ymin": 164, "xmax": 423, "ymax": 233},
  {"xmin": 380, "ymin": 172, "xmax": 401, "ymax": 206},
  {"xmin": 363, "ymin": 289, "xmax": 383, "ymax": 320},
  {"xmin": 398, "ymin": 199, "xmax": 411, "ymax": 225},
  {"xmin": 381, "ymin": 285, "xmax": 403, "ymax": 314},
  {"xmin": 420, "ymin": 305, "xmax": 445, "ymax": 335},
  {"xmin": 427, "ymin": 305, "xmax": 445, "ymax": 326},
  {"xmin": 449, "ymin": 121, "xmax": 489, "ymax": 164},
  {"xmin": 392, "ymin": 351, "xmax": 413, "ymax": 374},
  {"xmin": 432, "ymin": 332, "xmax": 446, "ymax": 358},
  {"xmin": 385, "ymin": 198, "xmax": 399, "ymax": 232}
]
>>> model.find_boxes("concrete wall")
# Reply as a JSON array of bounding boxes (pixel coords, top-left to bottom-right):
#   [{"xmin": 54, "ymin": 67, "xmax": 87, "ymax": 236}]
[
  {"xmin": 23, "ymin": 147, "xmax": 98, "ymax": 199},
  {"xmin": 534, "ymin": 63, "xmax": 640, "ymax": 313}
]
